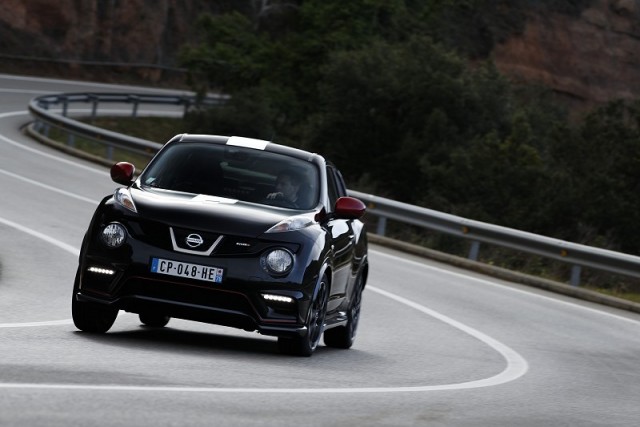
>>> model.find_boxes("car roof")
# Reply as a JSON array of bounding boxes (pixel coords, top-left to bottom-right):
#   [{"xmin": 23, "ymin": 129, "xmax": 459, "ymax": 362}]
[{"xmin": 168, "ymin": 134, "xmax": 324, "ymax": 164}]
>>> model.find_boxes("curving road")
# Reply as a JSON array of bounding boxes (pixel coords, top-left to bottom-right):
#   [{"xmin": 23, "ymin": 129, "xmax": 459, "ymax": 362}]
[{"xmin": 1, "ymin": 74, "xmax": 639, "ymax": 427}]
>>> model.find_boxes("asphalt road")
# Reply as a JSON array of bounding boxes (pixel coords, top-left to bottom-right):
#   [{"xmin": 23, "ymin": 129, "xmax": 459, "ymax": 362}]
[{"xmin": 1, "ymin": 74, "xmax": 639, "ymax": 427}]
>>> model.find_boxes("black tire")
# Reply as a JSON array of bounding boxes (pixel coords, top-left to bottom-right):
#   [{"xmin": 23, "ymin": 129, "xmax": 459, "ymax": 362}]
[
  {"xmin": 139, "ymin": 313, "xmax": 171, "ymax": 328},
  {"xmin": 72, "ymin": 293, "xmax": 118, "ymax": 333},
  {"xmin": 278, "ymin": 277, "xmax": 328, "ymax": 357},
  {"xmin": 324, "ymin": 273, "xmax": 363, "ymax": 349}
]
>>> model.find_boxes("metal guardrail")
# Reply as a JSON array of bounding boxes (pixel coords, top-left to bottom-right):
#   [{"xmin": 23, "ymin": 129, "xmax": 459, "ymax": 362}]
[
  {"xmin": 28, "ymin": 92, "xmax": 227, "ymax": 159},
  {"xmin": 28, "ymin": 93, "xmax": 640, "ymax": 287},
  {"xmin": 348, "ymin": 190, "xmax": 640, "ymax": 285}
]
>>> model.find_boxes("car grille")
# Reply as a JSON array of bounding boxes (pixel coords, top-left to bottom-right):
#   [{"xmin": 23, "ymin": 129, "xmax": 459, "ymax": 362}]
[
  {"xmin": 127, "ymin": 221, "xmax": 299, "ymax": 257},
  {"xmin": 128, "ymin": 220, "xmax": 172, "ymax": 251}
]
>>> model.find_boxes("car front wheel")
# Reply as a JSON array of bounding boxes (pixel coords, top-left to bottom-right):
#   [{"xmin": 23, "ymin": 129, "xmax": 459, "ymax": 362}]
[
  {"xmin": 71, "ymin": 293, "xmax": 118, "ymax": 333},
  {"xmin": 278, "ymin": 276, "xmax": 328, "ymax": 357}
]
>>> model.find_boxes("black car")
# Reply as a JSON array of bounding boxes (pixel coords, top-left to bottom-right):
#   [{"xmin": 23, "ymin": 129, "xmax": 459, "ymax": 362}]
[{"xmin": 72, "ymin": 134, "xmax": 368, "ymax": 356}]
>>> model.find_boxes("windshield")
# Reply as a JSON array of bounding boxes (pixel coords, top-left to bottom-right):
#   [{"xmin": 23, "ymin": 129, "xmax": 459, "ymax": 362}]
[{"xmin": 140, "ymin": 142, "xmax": 319, "ymax": 210}]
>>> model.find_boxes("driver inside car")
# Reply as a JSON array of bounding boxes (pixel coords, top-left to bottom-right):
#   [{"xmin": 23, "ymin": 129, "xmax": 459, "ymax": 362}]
[{"xmin": 265, "ymin": 169, "xmax": 303, "ymax": 208}]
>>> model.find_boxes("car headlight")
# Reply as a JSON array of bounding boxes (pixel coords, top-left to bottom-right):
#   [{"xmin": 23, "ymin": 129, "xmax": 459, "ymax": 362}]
[
  {"xmin": 265, "ymin": 216, "xmax": 313, "ymax": 233},
  {"xmin": 261, "ymin": 248, "xmax": 294, "ymax": 275},
  {"xmin": 101, "ymin": 222, "xmax": 127, "ymax": 248},
  {"xmin": 114, "ymin": 188, "xmax": 137, "ymax": 213}
]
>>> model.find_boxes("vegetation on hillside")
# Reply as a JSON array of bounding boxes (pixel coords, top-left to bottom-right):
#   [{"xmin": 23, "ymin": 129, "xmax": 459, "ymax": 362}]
[{"xmin": 176, "ymin": 0, "xmax": 640, "ymax": 263}]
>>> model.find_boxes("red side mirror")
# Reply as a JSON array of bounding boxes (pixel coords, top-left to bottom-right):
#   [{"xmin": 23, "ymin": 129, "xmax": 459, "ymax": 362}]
[
  {"xmin": 334, "ymin": 196, "xmax": 366, "ymax": 220},
  {"xmin": 110, "ymin": 162, "xmax": 135, "ymax": 185}
]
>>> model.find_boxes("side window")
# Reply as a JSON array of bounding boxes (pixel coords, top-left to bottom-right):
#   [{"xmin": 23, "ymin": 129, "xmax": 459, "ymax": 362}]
[
  {"xmin": 326, "ymin": 166, "xmax": 340, "ymax": 210},
  {"xmin": 333, "ymin": 168, "xmax": 348, "ymax": 198}
]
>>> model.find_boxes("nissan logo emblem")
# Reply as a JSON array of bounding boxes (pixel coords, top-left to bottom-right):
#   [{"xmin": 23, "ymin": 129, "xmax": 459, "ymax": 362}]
[{"xmin": 185, "ymin": 233, "xmax": 204, "ymax": 248}]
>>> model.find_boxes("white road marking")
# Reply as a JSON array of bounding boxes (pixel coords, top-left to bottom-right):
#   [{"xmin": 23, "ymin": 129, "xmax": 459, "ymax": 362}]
[
  {"xmin": 0, "ymin": 73, "xmax": 193, "ymax": 94},
  {"xmin": 0, "ymin": 320, "xmax": 73, "ymax": 328},
  {"xmin": 0, "ymin": 132, "xmax": 108, "ymax": 177},
  {"xmin": 367, "ymin": 285, "xmax": 529, "ymax": 391},
  {"xmin": 374, "ymin": 250, "xmax": 640, "ymax": 326},
  {"xmin": 0, "ymin": 108, "xmax": 172, "ymax": 176},
  {"xmin": 0, "ymin": 168, "xmax": 98, "ymax": 204},
  {"xmin": 0, "ymin": 216, "xmax": 79, "ymax": 257},
  {"xmin": 0, "ymin": 110, "xmax": 30, "ymax": 118},
  {"xmin": 0, "ymin": 88, "xmax": 56, "ymax": 95},
  {"xmin": 0, "ymin": 215, "xmax": 529, "ymax": 393}
]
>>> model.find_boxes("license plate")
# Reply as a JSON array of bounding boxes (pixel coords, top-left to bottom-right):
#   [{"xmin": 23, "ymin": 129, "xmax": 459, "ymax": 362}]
[{"xmin": 150, "ymin": 258, "xmax": 223, "ymax": 283}]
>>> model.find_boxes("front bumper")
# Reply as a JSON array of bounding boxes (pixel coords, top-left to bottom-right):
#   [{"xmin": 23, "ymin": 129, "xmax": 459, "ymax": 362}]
[
  {"xmin": 74, "ymin": 290, "xmax": 309, "ymax": 337},
  {"xmin": 77, "ymin": 239, "xmax": 316, "ymax": 338}
]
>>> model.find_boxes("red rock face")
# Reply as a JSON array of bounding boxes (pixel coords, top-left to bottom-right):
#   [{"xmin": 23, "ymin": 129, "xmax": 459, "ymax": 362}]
[{"xmin": 491, "ymin": 0, "xmax": 640, "ymax": 111}]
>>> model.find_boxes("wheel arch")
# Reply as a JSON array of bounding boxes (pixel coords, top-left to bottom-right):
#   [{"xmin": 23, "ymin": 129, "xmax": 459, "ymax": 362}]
[{"xmin": 317, "ymin": 261, "xmax": 333, "ymax": 295}]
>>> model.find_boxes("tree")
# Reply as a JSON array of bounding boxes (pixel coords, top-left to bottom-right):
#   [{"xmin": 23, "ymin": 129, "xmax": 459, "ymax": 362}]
[
  {"xmin": 178, "ymin": 0, "xmax": 640, "ymax": 255},
  {"xmin": 545, "ymin": 101, "xmax": 640, "ymax": 252}
]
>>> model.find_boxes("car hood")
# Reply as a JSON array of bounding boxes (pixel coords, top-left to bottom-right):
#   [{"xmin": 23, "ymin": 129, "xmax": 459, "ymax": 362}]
[{"xmin": 128, "ymin": 187, "xmax": 312, "ymax": 238}]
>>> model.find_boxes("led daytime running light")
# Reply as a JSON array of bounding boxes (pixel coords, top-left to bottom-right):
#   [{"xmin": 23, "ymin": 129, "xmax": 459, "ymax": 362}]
[
  {"xmin": 88, "ymin": 266, "xmax": 116, "ymax": 275},
  {"xmin": 262, "ymin": 294, "xmax": 294, "ymax": 304}
]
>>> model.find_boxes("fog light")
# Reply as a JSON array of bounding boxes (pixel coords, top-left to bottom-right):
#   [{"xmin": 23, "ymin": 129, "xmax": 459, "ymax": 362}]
[
  {"xmin": 101, "ymin": 222, "xmax": 127, "ymax": 248},
  {"xmin": 261, "ymin": 248, "xmax": 294, "ymax": 275},
  {"xmin": 87, "ymin": 266, "xmax": 116, "ymax": 275},
  {"xmin": 262, "ymin": 294, "xmax": 294, "ymax": 304}
]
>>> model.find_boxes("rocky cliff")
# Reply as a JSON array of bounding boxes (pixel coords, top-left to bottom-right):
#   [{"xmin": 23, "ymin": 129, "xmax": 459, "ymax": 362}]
[
  {"xmin": 492, "ymin": 0, "xmax": 640, "ymax": 112},
  {"xmin": 1, "ymin": 0, "xmax": 639, "ymax": 110}
]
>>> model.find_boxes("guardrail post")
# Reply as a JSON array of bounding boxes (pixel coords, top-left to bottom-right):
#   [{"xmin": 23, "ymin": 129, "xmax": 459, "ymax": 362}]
[
  {"xmin": 106, "ymin": 145, "xmax": 114, "ymax": 160},
  {"xmin": 570, "ymin": 265, "xmax": 582, "ymax": 286},
  {"xmin": 468, "ymin": 240, "xmax": 481, "ymax": 261},
  {"xmin": 67, "ymin": 132, "xmax": 75, "ymax": 148},
  {"xmin": 131, "ymin": 95, "xmax": 140, "ymax": 117},
  {"xmin": 90, "ymin": 95, "xmax": 98, "ymax": 121},
  {"xmin": 62, "ymin": 97, "xmax": 68, "ymax": 117},
  {"xmin": 36, "ymin": 103, "xmax": 44, "ymax": 132},
  {"xmin": 376, "ymin": 216, "xmax": 387, "ymax": 236},
  {"xmin": 182, "ymin": 97, "xmax": 191, "ymax": 115},
  {"xmin": 37, "ymin": 101, "xmax": 49, "ymax": 135}
]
